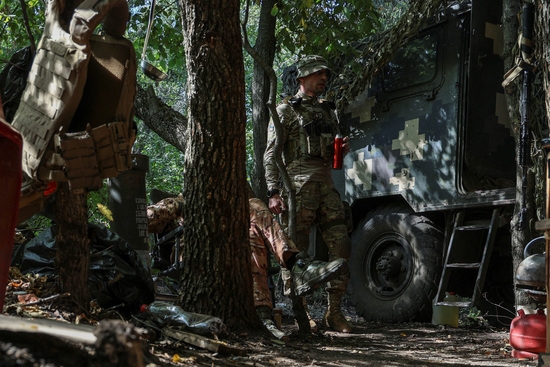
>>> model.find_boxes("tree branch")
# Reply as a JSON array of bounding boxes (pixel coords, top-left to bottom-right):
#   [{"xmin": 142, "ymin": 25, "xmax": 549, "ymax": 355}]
[
  {"xmin": 134, "ymin": 84, "xmax": 188, "ymax": 153},
  {"xmin": 19, "ymin": 0, "xmax": 36, "ymax": 55},
  {"xmin": 241, "ymin": 1, "xmax": 296, "ymax": 240}
]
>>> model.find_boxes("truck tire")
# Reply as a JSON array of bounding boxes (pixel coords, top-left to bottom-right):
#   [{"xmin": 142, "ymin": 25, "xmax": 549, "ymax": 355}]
[{"xmin": 349, "ymin": 205, "xmax": 443, "ymax": 323}]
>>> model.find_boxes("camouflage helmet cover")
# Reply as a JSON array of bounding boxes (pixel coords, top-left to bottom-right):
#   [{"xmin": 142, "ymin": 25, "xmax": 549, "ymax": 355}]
[{"xmin": 296, "ymin": 55, "xmax": 330, "ymax": 79}]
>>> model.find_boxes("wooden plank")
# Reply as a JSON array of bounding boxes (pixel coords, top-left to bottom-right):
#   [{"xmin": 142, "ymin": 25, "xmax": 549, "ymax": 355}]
[
  {"xmin": 163, "ymin": 327, "xmax": 246, "ymax": 356},
  {"xmin": 0, "ymin": 314, "xmax": 96, "ymax": 344}
]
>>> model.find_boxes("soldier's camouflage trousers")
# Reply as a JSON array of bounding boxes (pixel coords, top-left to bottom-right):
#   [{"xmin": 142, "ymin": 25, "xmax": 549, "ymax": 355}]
[{"xmin": 281, "ymin": 181, "xmax": 351, "ymax": 295}]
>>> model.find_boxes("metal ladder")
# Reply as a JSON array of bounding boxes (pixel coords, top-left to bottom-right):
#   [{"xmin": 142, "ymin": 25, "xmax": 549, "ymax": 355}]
[{"xmin": 435, "ymin": 208, "xmax": 501, "ymax": 307}]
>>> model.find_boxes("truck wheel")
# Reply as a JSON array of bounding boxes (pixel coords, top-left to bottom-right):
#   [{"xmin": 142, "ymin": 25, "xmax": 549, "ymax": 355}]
[{"xmin": 349, "ymin": 205, "xmax": 443, "ymax": 323}]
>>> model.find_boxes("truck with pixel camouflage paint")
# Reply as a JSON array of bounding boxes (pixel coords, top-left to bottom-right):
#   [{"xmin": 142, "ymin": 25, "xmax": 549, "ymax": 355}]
[{"xmin": 334, "ymin": 0, "xmax": 517, "ymax": 322}]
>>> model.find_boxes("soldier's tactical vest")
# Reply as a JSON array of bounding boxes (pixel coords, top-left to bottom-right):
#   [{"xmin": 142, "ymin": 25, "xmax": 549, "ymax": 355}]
[
  {"xmin": 285, "ymin": 97, "xmax": 337, "ymax": 164},
  {"xmin": 12, "ymin": 0, "xmax": 136, "ymax": 193}
]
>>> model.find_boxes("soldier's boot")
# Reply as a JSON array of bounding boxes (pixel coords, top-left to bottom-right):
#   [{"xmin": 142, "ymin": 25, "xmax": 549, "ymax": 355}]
[
  {"xmin": 256, "ymin": 305, "xmax": 287, "ymax": 341},
  {"xmin": 323, "ymin": 293, "xmax": 353, "ymax": 333},
  {"xmin": 294, "ymin": 297, "xmax": 318, "ymax": 333},
  {"xmin": 291, "ymin": 253, "xmax": 348, "ymax": 297}
]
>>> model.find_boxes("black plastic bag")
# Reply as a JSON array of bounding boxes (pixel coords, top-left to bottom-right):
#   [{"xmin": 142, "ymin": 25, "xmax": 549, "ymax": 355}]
[{"xmin": 11, "ymin": 223, "xmax": 155, "ymax": 310}]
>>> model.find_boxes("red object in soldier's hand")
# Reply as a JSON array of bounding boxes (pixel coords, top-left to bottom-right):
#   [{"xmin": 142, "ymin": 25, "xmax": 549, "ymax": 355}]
[{"xmin": 333, "ymin": 134, "xmax": 343, "ymax": 170}]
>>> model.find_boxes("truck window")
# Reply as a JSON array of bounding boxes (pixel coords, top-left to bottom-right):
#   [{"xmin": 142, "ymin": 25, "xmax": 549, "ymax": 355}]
[{"xmin": 382, "ymin": 33, "xmax": 438, "ymax": 91}]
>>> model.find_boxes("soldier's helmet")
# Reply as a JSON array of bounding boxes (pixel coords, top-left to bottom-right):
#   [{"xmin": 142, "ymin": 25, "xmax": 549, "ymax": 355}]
[{"xmin": 296, "ymin": 55, "xmax": 330, "ymax": 79}]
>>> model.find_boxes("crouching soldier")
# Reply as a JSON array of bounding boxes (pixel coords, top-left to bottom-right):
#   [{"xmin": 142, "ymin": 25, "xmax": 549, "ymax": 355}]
[{"xmin": 147, "ymin": 184, "xmax": 348, "ymax": 340}]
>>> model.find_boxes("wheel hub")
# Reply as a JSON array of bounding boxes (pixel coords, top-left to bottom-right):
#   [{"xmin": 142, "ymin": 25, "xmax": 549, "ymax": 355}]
[{"xmin": 375, "ymin": 250, "xmax": 404, "ymax": 280}]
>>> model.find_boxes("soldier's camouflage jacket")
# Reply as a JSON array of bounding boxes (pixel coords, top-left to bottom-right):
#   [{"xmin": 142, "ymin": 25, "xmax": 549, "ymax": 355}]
[{"xmin": 264, "ymin": 91, "xmax": 340, "ymax": 192}]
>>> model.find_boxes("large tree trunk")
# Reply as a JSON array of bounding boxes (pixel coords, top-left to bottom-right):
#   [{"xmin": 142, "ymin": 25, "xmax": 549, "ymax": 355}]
[
  {"xmin": 54, "ymin": 182, "xmax": 90, "ymax": 312},
  {"xmin": 249, "ymin": 0, "xmax": 277, "ymax": 199},
  {"xmin": 177, "ymin": 0, "xmax": 256, "ymax": 330}
]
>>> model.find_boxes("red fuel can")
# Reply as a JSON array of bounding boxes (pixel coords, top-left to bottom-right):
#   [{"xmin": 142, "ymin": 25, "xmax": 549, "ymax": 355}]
[{"xmin": 510, "ymin": 309, "xmax": 546, "ymax": 359}]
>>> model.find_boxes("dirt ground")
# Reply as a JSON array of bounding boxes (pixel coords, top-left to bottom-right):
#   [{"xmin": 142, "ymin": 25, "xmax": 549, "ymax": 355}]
[
  {"xmin": 0, "ymin": 284, "xmax": 542, "ymax": 367},
  {"xmin": 219, "ymin": 318, "xmax": 536, "ymax": 367},
  {"xmin": 144, "ymin": 297, "xmax": 538, "ymax": 367},
  {"xmin": 0, "ymin": 263, "xmax": 543, "ymax": 367}
]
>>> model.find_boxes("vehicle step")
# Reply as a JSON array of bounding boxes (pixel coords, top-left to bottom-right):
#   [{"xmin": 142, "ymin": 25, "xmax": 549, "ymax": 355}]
[{"xmin": 454, "ymin": 224, "xmax": 490, "ymax": 231}]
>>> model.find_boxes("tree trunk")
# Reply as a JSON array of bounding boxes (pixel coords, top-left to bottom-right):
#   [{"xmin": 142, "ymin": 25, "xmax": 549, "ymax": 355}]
[
  {"xmin": 502, "ymin": 0, "xmax": 535, "ymax": 308},
  {"xmin": 250, "ymin": 0, "xmax": 277, "ymax": 199},
  {"xmin": 177, "ymin": 0, "xmax": 256, "ymax": 331},
  {"xmin": 54, "ymin": 182, "xmax": 90, "ymax": 312},
  {"xmin": 537, "ymin": 2, "xmax": 550, "ymax": 132}
]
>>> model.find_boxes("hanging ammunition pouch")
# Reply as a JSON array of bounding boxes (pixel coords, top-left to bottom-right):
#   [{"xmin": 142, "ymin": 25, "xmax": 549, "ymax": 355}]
[{"xmin": 292, "ymin": 100, "xmax": 336, "ymax": 162}]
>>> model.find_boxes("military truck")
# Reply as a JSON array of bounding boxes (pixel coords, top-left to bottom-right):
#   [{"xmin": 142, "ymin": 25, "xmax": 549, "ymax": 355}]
[{"xmin": 334, "ymin": 0, "xmax": 517, "ymax": 322}]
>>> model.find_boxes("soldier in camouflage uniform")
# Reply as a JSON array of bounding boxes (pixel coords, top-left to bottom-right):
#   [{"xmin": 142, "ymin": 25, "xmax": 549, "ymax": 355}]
[
  {"xmin": 263, "ymin": 55, "xmax": 353, "ymax": 333},
  {"xmin": 147, "ymin": 183, "xmax": 348, "ymax": 340}
]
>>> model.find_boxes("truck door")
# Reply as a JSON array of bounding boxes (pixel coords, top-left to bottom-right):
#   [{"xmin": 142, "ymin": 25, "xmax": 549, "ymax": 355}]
[{"xmin": 459, "ymin": 0, "xmax": 515, "ymax": 193}]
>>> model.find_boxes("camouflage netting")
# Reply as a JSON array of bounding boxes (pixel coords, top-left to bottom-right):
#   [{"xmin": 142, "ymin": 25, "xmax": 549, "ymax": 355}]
[{"xmin": 281, "ymin": 0, "xmax": 466, "ymax": 111}]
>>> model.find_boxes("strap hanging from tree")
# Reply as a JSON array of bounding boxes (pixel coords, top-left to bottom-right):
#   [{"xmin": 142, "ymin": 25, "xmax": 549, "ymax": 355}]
[{"xmin": 502, "ymin": 2, "xmax": 537, "ymax": 88}]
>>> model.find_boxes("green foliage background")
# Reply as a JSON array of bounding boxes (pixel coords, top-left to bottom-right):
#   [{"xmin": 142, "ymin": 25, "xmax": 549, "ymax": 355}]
[{"xmin": 1, "ymin": 0, "xmax": 403, "ymax": 228}]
